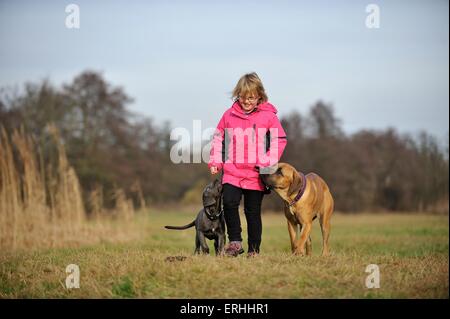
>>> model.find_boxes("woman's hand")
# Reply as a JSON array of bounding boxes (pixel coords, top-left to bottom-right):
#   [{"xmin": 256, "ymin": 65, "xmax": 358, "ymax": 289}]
[{"xmin": 210, "ymin": 166, "xmax": 219, "ymax": 175}]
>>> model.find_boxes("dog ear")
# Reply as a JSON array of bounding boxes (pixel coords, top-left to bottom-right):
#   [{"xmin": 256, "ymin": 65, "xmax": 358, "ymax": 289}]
[{"xmin": 287, "ymin": 170, "xmax": 302, "ymax": 197}]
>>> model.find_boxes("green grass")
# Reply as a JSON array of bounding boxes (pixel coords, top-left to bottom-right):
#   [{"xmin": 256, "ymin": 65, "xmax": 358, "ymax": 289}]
[{"xmin": 0, "ymin": 210, "xmax": 448, "ymax": 298}]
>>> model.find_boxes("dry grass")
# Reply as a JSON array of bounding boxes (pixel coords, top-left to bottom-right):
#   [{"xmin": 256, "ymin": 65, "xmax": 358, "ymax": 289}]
[
  {"xmin": 0, "ymin": 211, "xmax": 447, "ymax": 298},
  {"xmin": 0, "ymin": 125, "xmax": 140, "ymax": 251}
]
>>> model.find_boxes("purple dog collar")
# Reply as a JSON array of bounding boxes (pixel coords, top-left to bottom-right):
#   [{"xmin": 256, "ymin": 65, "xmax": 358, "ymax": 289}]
[{"xmin": 288, "ymin": 172, "xmax": 307, "ymax": 207}]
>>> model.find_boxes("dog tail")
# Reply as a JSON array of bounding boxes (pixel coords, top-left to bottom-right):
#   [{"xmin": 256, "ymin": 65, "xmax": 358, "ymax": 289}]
[{"xmin": 164, "ymin": 220, "xmax": 196, "ymax": 230}]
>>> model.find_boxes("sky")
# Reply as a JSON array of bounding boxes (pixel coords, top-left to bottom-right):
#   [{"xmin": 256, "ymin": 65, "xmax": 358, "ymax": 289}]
[{"xmin": 0, "ymin": 0, "xmax": 448, "ymax": 145}]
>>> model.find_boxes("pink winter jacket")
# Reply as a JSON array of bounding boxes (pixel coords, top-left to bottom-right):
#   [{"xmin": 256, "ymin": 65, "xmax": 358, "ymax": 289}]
[{"xmin": 208, "ymin": 100, "xmax": 287, "ymax": 191}]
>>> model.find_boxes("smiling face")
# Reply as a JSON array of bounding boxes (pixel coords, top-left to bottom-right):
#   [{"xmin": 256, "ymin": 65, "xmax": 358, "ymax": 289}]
[
  {"xmin": 238, "ymin": 93, "xmax": 260, "ymax": 112},
  {"xmin": 232, "ymin": 72, "xmax": 268, "ymax": 110}
]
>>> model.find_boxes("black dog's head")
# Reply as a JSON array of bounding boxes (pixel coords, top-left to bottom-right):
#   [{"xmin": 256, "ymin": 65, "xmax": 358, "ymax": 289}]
[{"xmin": 202, "ymin": 178, "xmax": 223, "ymax": 220}]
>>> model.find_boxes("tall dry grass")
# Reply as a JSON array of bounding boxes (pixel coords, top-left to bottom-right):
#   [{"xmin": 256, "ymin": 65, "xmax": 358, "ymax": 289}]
[{"xmin": 0, "ymin": 125, "xmax": 142, "ymax": 251}]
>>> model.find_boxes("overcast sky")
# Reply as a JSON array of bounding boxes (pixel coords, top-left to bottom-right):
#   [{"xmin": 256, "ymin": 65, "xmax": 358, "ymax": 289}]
[{"xmin": 0, "ymin": 0, "xmax": 448, "ymax": 144}]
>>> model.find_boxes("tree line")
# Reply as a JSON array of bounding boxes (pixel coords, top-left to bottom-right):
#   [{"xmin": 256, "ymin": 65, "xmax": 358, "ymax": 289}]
[{"xmin": 1, "ymin": 71, "xmax": 448, "ymax": 213}]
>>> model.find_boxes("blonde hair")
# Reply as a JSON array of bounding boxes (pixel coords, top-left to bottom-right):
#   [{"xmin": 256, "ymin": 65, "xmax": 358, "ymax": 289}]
[{"xmin": 231, "ymin": 72, "xmax": 268, "ymax": 104}]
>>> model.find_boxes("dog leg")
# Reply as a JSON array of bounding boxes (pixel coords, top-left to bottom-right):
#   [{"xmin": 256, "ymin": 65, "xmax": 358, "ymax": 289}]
[
  {"xmin": 319, "ymin": 216, "xmax": 331, "ymax": 257},
  {"xmin": 194, "ymin": 234, "xmax": 201, "ymax": 254},
  {"xmin": 214, "ymin": 240, "xmax": 218, "ymax": 255},
  {"xmin": 294, "ymin": 222, "xmax": 312, "ymax": 256},
  {"xmin": 306, "ymin": 235, "xmax": 312, "ymax": 256},
  {"xmin": 287, "ymin": 219, "xmax": 297, "ymax": 253},
  {"xmin": 320, "ymin": 195, "xmax": 333, "ymax": 257},
  {"xmin": 214, "ymin": 238, "xmax": 225, "ymax": 256},
  {"xmin": 197, "ymin": 231, "xmax": 210, "ymax": 254},
  {"xmin": 215, "ymin": 235, "xmax": 225, "ymax": 256}
]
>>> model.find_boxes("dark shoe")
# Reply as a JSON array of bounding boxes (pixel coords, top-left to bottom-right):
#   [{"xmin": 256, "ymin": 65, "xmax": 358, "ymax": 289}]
[
  {"xmin": 225, "ymin": 241, "xmax": 244, "ymax": 257},
  {"xmin": 247, "ymin": 251, "xmax": 259, "ymax": 258}
]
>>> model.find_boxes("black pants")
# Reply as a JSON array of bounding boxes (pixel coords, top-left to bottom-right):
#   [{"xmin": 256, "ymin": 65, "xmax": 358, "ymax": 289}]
[{"xmin": 223, "ymin": 183, "xmax": 264, "ymax": 253}]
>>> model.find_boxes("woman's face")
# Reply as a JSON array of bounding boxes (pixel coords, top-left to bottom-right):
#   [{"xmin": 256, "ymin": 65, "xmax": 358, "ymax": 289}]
[{"xmin": 239, "ymin": 93, "xmax": 260, "ymax": 112}]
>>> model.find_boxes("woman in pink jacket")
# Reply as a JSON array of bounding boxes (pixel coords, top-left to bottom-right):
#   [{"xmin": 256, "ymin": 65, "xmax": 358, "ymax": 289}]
[{"xmin": 209, "ymin": 72, "xmax": 287, "ymax": 257}]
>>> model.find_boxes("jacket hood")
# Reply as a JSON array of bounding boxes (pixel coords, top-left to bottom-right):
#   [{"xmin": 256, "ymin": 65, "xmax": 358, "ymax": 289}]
[{"xmin": 231, "ymin": 101, "xmax": 278, "ymax": 116}]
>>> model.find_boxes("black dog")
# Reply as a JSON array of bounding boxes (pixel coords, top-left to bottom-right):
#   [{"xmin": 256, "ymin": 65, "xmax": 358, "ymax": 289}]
[{"xmin": 165, "ymin": 178, "xmax": 226, "ymax": 255}]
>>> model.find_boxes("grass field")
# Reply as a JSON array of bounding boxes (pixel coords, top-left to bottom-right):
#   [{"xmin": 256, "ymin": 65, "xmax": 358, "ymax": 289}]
[{"xmin": 0, "ymin": 209, "xmax": 448, "ymax": 298}]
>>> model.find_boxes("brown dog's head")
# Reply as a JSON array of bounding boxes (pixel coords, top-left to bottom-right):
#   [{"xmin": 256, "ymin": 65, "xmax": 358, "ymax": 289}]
[{"xmin": 259, "ymin": 163, "xmax": 303, "ymax": 199}]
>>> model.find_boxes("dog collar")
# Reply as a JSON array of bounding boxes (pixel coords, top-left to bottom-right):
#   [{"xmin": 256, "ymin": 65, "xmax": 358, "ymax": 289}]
[
  {"xmin": 205, "ymin": 209, "xmax": 223, "ymax": 221},
  {"xmin": 288, "ymin": 172, "xmax": 307, "ymax": 207},
  {"xmin": 204, "ymin": 192, "xmax": 223, "ymax": 220}
]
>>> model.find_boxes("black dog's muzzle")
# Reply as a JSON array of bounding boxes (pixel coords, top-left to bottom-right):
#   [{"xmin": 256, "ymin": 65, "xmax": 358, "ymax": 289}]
[
  {"xmin": 202, "ymin": 180, "xmax": 223, "ymax": 220},
  {"xmin": 203, "ymin": 200, "xmax": 223, "ymax": 220},
  {"xmin": 203, "ymin": 198, "xmax": 222, "ymax": 220},
  {"xmin": 204, "ymin": 208, "xmax": 223, "ymax": 220}
]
